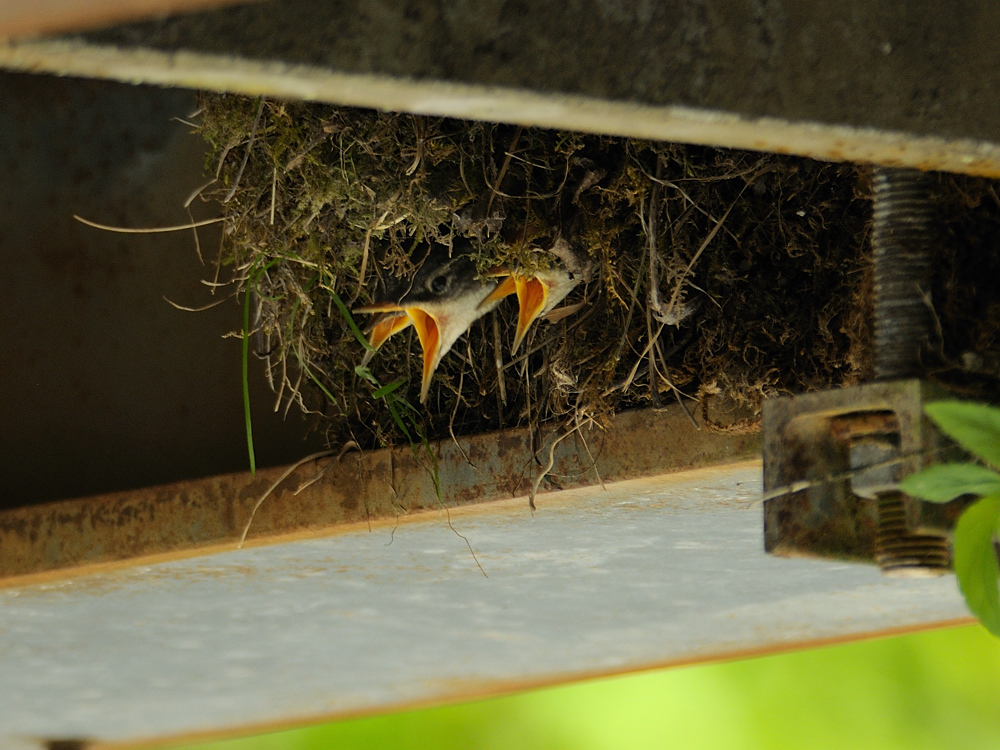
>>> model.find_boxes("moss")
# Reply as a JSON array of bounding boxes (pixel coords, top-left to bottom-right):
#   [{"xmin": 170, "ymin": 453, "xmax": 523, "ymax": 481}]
[{"xmin": 194, "ymin": 93, "xmax": 1000, "ymax": 452}]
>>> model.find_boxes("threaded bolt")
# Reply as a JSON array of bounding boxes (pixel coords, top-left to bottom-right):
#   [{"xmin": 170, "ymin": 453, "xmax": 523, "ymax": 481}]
[
  {"xmin": 876, "ymin": 492, "xmax": 950, "ymax": 577},
  {"xmin": 870, "ymin": 167, "xmax": 949, "ymax": 575},
  {"xmin": 872, "ymin": 167, "xmax": 936, "ymax": 380}
]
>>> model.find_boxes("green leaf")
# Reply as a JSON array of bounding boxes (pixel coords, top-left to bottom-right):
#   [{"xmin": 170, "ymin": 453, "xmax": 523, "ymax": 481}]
[
  {"xmin": 925, "ymin": 401, "xmax": 1000, "ymax": 469},
  {"xmin": 371, "ymin": 379, "xmax": 405, "ymax": 399},
  {"xmin": 900, "ymin": 463, "xmax": 1000, "ymax": 503},
  {"xmin": 953, "ymin": 494, "xmax": 1000, "ymax": 637}
]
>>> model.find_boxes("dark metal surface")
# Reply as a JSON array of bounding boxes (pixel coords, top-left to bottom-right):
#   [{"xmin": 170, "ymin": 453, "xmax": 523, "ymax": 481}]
[
  {"xmin": 868, "ymin": 167, "xmax": 948, "ymax": 575},
  {"xmin": 763, "ymin": 167, "xmax": 975, "ymax": 575},
  {"xmin": 0, "ymin": 71, "xmax": 321, "ymax": 509},
  {"xmin": 0, "ymin": 406, "xmax": 760, "ymax": 583},
  {"xmin": 1, "ymin": 1, "xmax": 1000, "ymax": 175}
]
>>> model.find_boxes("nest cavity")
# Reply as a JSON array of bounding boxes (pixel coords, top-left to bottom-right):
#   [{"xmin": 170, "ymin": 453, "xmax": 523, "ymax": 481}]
[{"xmin": 199, "ymin": 94, "xmax": 961, "ymax": 450}]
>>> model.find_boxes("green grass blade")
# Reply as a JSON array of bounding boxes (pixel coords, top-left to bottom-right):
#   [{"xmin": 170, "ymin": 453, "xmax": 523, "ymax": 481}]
[
  {"xmin": 371, "ymin": 379, "xmax": 405, "ymax": 399},
  {"xmin": 240, "ymin": 257, "xmax": 284, "ymax": 474},
  {"xmin": 329, "ymin": 289, "xmax": 375, "ymax": 351},
  {"xmin": 395, "ymin": 395, "xmax": 422, "ymax": 419},
  {"xmin": 900, "ymin": 463, "xmax": 1000, "ymax": 503},
  {"xmin": 303, "ymin": 365, "xmax": 338, "ymax": 406},
  {"xmin": 953, "ymin": 494, "xmax": 1000, "ymax": 636},
  {"xmin": 926, "ymin": 401, "xmax": 1000, "ymax": 469},
  {"xmin": 241, "ymin": 284, "xmax": 256, "ymax": 474},
  {"xmin": 355, "ymin": 365, "xmax": 380, "ymax": 387},
  {"xmin": 385, "ymin": 399, "xmax": 414, "ymax": 443}
]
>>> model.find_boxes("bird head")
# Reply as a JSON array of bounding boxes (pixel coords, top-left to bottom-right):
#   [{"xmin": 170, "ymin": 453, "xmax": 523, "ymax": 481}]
[
  {"xmin": 481, "ymin": 237, "xmax": 592, "ymax": 353},
  {"xmin": 356, "ymin": 241, "xmax": 506, "ymax": 404}
]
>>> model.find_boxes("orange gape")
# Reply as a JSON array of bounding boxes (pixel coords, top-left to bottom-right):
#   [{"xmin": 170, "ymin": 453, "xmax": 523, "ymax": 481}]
[
  {"xmin": 514, "ymin": 276, "xmax": 548, "ymax": 353},
  {"xmin": 404, "ymin": 308, "xmax": 441, "ymax": 403},
  {"xmin": 368, "ymin": 312, "xmax": 411, "ymax": 351}
]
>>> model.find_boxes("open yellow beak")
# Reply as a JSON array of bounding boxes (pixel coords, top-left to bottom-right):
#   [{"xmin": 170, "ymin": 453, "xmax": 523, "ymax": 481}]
[
  {"xmin": 360, "ymin": 311, "xmax": 412, "ymax": 366},
  {"xmin": 405, "ymin": 307, "xmax": 441, "ymax": 404},
  {"xmin": 478, "ymin": 272, "xmax": 549, "ymax": 353},
  {"xmin": 368, "ymin": 311, "xmax": 411, "ymax": 349},
  {"xmin": 354, "ymin": 300, "xmax": 404, "ymax": 314},
  {"xmin": 512, "ymin": 276, "xmax": 549, "ymax": 353},
  {"xmin": 478, "ymin": 270, "xmax": 517, "ymax": 310}
]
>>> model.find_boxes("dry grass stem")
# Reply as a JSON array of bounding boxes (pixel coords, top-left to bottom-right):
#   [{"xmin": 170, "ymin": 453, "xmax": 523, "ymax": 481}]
[
  {"xmin": 189, "ymin": 93, "xmax": 1000, "ymax": 462},
  {"xmin": 74, "ymin": 214, "xmax": 225, "ymax": 233}
]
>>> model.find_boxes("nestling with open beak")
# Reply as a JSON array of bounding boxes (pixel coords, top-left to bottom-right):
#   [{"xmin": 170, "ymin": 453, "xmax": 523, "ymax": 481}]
[
  {"xmin": 483, "ymin": 237, "xmax": 593, "ymax": 354},
  {"xmin": 355, "ymin": 240, "xmax": 507, "ymax": 404}
]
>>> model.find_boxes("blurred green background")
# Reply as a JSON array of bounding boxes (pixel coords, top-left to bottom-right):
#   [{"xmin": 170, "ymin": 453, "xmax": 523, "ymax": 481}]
[{"xmin": 176, "ymin": 624, "xmax": 998, "ymax": 750}]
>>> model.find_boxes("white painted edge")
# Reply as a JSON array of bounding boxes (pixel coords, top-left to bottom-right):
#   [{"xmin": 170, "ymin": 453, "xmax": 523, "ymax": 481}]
[{"xmin": 3, "ymin": 39, "xmax": 1000, "ymax": 176}]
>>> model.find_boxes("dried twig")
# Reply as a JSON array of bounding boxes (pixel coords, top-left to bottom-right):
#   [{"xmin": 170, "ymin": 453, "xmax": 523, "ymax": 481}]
[{"xmin": 238, "ymin": 449, "xmax": 339, "ymax": 547}]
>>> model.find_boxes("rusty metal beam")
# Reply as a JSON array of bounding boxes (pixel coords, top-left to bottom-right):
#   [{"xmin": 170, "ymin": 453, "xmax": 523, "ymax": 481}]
[
  {"xmin": 0, "ymin": 0, "xmax": 257, "ymax": 40},
  {"xmin": 0, "ymin": 406, "xmax": 760, "ymax": 584},
  {"xmin": 1, "ymin": 0, "xmax": 1000, "ymax": 175}
]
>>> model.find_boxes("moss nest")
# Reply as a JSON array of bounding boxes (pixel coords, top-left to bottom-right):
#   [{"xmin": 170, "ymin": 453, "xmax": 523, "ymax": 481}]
[{"xmin": 194, "ymin": 93, "xmax": 999, "ymax": 451}]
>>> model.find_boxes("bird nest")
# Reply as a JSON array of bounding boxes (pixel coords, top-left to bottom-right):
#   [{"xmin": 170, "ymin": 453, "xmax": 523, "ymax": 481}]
[{"xmin": 193, "ymin": 93, "xmax": 1000, "ymax": 454}]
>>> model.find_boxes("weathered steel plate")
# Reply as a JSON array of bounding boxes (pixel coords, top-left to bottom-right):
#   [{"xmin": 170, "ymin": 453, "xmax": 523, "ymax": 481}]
[{"xmin": 0, "ymin": 405, "xmax": 759, "ymax": 584}]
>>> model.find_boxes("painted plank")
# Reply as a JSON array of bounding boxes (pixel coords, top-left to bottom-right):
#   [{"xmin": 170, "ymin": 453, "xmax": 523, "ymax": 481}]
[
  {"xmin": 0, "ymin": 462, "xmax": 969, "ymax": 746},
  {"xmin": 1, "ymin": 1, "xmax": 999, "ymax": 174}
]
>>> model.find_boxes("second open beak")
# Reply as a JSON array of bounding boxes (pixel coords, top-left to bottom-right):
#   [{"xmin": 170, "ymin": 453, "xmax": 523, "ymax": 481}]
[
  {"xmin": 478, "ymin": 272, "xmax": 549, "ymax": 353},
  {"xmin": 512, "ymin": 276, "xmax": 549, "ymax": 353}
]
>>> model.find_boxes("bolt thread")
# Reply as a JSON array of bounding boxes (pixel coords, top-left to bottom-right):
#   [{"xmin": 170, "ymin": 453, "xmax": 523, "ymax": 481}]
[
  {"xmin": 876, "ymin": 492, "xmax": 950, "ymax": 577},
  {"xmin": 872, "ymin": 167, "xmax": 935, "ymax": 380}
]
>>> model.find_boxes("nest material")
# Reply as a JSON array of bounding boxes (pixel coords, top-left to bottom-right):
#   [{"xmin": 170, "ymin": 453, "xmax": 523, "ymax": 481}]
[{"xmin": 195, "ymin": 93, "xmax": 1000, "ymax": 451}]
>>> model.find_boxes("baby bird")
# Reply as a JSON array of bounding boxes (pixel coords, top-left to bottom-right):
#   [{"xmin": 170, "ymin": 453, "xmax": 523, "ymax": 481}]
[
  {"xmin": 483, "ymin": 237, "xmax": 592, "ymax": 353},
  {"xmin": 355, "ymin": 240, "xmax": 505, "ymax": 404}
]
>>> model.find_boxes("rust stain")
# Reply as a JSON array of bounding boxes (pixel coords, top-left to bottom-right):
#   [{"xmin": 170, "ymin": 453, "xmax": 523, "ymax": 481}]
[
  {"xmin": 763, "ymin": 380, "xmax": 955, "ymax": 563},
  {"xmin": 828, "ymin": 411, "xmax": 900, "ymax": 440}
]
